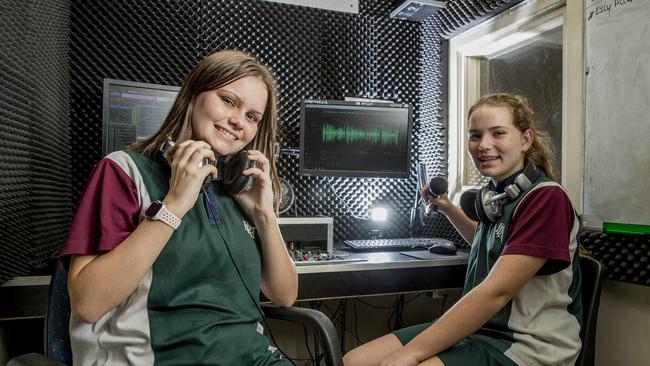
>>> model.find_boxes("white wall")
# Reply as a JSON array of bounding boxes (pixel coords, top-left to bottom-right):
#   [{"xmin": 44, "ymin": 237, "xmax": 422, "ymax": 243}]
[{"xmin": 596, "ymin": 281, "xmax": 650, "ymax": 366}]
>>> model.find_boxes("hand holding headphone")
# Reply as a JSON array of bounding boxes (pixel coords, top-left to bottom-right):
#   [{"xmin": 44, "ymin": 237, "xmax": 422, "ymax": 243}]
[
  {"xmin": 161, "ymin": 139, "xmax": 218, "ymax": 218},
  {"xmin": 161, "ymin": 138, "xmax": 256, "ymax": 194},
  {"xmin": 230, "ymin": 150, "xmax": 275, "ymax": 220}
]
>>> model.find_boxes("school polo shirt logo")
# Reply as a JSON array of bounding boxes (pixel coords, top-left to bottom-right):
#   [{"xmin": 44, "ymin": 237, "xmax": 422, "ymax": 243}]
[
  {"xmin": 243, "ymin": 220, "xmax": 256, "ymax": 239},
  {"xmin": 495, "ymin": 222, "xmax": 505, "ymax": 239}
]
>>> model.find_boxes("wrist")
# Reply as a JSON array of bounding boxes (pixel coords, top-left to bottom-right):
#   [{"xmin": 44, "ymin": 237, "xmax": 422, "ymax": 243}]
[
  {"xmin": 401, "ymin": 343, "xmax": 427, "ymax": 363},
  {"xmin": 162, "ymin": 197, "xmax": 187, "ymax": 218},
  {"xmin": 146, "ymin": 200, "xmax": 182, "ymax": 230},
  {"xmin": 252, "ymin": 209, "xmax": 277, "ymax": 227}
]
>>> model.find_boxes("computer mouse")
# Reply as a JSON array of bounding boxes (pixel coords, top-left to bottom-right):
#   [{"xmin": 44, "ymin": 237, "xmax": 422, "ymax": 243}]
[{"xmin": 428, "ymin": 241, "xmax": 457, "ymax": 255}]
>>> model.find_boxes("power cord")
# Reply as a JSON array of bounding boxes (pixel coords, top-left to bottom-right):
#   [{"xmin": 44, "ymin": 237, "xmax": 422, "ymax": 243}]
[
  {"xmin": 301, "ymin": 324, "xmax": 316, "ymax": 366},
  {"xmin": 325, "ymin": 178, "xmax": 368, "ymax": 220}
]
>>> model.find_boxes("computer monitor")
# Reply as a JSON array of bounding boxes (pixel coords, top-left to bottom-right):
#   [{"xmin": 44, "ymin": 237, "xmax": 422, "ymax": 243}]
[
  {"xmin": 102, "ymin": 79, "xmax": 180, "ymax": 155},
  {"xmin": 299, "ymin": 100, "xmax": 412, "ymax": 178}
]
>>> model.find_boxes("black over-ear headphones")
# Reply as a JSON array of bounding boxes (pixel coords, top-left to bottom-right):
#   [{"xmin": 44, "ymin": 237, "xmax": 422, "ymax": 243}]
[
  {"xmin": 160, "ymin": 139, "xmax": 255, "ymax": 194},
  {"xmin": 472, "ymin": 162, "xmax": 539, "ymax": 223}
]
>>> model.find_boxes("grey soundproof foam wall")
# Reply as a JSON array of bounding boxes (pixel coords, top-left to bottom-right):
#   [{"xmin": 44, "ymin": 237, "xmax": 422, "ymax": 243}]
[
  {"xmin": 0, "ymin": 0, "xmax": 555, "ymax": 283},
  {"xmin": 0, "ymin": 0, "xmax": 72, "ymax": 283},
  {"xmin": 68, "ymin": 0, "xmax": 468, "ymax": 245},
  {"xmin": 67, "ymin": 0, "xmax": 532, "ymax": 248},
  {"xmin": 6, "ymin": 0, "xmax": 644, "ymax": 286}
]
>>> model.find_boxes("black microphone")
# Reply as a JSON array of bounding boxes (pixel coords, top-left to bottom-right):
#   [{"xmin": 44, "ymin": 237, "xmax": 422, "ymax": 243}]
[
  {"xmin": 460, "ymin": 189, "xmax": 480, "ymax": 222},
  {"xmin": 425, "ymin": 177, "xmax": 448, "ymax": 215}
]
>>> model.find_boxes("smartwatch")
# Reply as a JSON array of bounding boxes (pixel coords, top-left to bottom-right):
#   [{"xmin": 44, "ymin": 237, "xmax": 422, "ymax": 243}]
[{"xmin": 145, "ymin": 200, "xmax": 181, "ymax": 230}]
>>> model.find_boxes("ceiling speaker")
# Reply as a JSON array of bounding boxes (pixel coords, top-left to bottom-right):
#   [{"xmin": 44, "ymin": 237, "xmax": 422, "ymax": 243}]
[
  {"xmin": 279, "ymin": 178, "xmax": 295, "ymax": 214},
  {"xmin": 390, "ymin": 0, "xmax": 445, "ymax": 22}
]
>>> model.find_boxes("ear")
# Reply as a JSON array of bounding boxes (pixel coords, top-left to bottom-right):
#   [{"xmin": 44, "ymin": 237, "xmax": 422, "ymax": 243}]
[{"xmin": 521, "ymin": 128, "xmax": 533, "ymax": 152}]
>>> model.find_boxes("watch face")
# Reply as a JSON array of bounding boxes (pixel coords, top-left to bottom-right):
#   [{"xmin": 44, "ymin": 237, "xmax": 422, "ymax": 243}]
[{"xmin": 146, "ymin": 200, "xmax": 164, "ymax": 218}]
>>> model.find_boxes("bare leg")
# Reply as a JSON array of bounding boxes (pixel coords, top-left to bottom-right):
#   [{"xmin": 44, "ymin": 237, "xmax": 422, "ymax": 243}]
[{"xmin": 343, "ymin": 333, "xmax": 403, "ymax": 366}]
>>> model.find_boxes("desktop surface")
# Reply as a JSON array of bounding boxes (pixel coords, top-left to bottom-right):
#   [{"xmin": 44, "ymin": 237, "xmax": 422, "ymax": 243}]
[
  {"xmin": 295, "ymin": 246, "xmax": 469, "ymax": 273},
  {"xmin": 2, "ymin": 248, "xmax": 470, "ymax": 315},
  {"xmin": 295, "ymin": 246, "xmax": 469, "ymax": 300}
]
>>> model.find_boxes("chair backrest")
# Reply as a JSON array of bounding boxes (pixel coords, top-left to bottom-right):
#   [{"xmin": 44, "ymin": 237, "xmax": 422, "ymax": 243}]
[
  {"xmin": 46, "ymin": 264, "xmax": 72, "ymax": 364},
  {"xmin": 576, "ymin": 255, "xmax": 604, "ymax": 366}
]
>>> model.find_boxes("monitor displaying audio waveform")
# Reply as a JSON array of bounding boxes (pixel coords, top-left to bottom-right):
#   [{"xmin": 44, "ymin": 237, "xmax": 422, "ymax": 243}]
[
  {"xmin": 300, "ymin": 100, "xmax": 412, "ymax": 178},
  {"xmin": 103, "ymin": 79, "xmax": 180, "ymax": 155},
  {"xmin": 322, "ymin": 122, "xmax": 400, "ymax": 147}
]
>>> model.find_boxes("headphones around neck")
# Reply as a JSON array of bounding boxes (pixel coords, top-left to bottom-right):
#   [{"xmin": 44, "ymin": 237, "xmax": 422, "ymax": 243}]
[{"xmin": 472, "ymin": 162, "xmax": 539, "ymax": 223}]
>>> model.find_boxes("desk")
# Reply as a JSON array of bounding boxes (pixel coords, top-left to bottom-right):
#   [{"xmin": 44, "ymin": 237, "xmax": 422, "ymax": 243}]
[
  {"xmin": 0, "ymin": 276, "xmax": 50, "ymax": 320},
  {"xmin": 0, "ymin": 250, "xmax": 469, "ymax": 319},
  {"xmin": 296, "ymin": 249, "xmax": 469, "ymax": 300}
]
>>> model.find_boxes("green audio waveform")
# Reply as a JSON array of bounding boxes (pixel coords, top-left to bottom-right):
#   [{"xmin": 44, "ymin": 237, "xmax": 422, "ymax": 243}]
[{"xmin": 322, "ymin": 122, "xmax": 399, "ymax": 146}]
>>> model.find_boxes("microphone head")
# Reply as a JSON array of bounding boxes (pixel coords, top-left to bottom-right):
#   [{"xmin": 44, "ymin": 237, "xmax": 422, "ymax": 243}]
[
  {"xmin": 460, "ymin": 189, "xmax": 479, "ymax": 222},
  {"xmin": 427, "ymin": 177, "xmax": 448, "ymax": 197}
]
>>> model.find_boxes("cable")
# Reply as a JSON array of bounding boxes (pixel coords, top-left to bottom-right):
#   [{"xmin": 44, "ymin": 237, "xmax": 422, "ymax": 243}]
[
  {"xmin": 355, "ymin": 297, "xmax": 398, "ymax": 310},
  {"xmin": 404, "ymin": 292, "xmax": 425, "ymax": 305},
  {"xmin": 325, "ymin": 178, "xmax": 368, "ymax": 220},
  {"xmin": 395, "ymin": 295, "xmax": 405, "ymax": 330},
  {"xmin": 302, "ymin": 324, "xmax": 316, "ymax": 366},
  {"xmin": 340, "ymin": 299, "xmax": 347, "ymax": 355},
  {"xmin": 309, "ymin": 301, "xmax": 324, "ymax": 363},
  {"xmin": 352, "ymin": 299, "xmax": 360, "ymax": 346},
  {"xmin": 440, "ymin": 291, "xmax": 450, "ymax": 314},
  {"xmin": 201, "ymin": 186, "xmax": 296, "ymax": 365}
]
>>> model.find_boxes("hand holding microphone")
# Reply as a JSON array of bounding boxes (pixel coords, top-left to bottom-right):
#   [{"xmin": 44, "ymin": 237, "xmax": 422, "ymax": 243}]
[{"xmin": 423, "ymin": 176, "xmax": 449, "ymax": 215}]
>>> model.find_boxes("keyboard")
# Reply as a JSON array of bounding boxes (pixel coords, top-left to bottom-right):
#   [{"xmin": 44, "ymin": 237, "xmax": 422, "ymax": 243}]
[{"xmin": 343, "ymin": 237, "xmax": 455, "ymax": 251}]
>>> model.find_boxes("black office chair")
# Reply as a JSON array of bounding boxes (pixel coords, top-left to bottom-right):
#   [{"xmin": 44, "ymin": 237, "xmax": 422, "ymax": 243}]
[
  {"xmin": 7, "ymin": 264, "xmax": 343, "ymax": 366},
  {"xmin": 576, "ymin": 255, "xmax": 604, "ymax": 366}
]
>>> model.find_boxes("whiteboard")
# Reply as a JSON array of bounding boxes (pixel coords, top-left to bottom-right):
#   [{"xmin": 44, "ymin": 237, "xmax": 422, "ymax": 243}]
[{"xmin": 583, "ymin": 0, "xmax": 650, "ymax": 228}]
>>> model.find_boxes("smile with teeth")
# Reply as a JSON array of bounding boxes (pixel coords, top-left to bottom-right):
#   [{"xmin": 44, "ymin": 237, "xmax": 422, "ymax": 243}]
[
  {"xmin": 479, "ymin": 156, "xmax": 499, "ymax": 162},
  {"xmin": 216, "ymin": 126, "xmax": 237, "ymax": 141}
]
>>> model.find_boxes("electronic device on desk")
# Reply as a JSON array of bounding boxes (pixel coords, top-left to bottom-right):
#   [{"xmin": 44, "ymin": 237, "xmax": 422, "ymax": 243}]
[
  {"xmin": 289, "ymin": 247, "xmax": 367, "ymax": 266},
  {"xmin": 278, "ymin": 217, "xmax": 367, "ymax": 265},
  {"xmin": 343, "ymin": 237, "xmax": 458, "ymax": 253},
  {"xmin": 278, "ymin": 217, "xmax": 333, "ymax": 253}
]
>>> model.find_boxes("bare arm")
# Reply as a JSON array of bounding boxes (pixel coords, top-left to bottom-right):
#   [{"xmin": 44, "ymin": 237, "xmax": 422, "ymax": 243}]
[
  {"xmin": 380, "ymin": 254, "xmax": 547, "ymax": 366},
  {"xmin": 421, "ymin": 188, "xmax": 477, "ymax": 244},
  {"xmin": 68, "ymin": 141, "xmax": 217, "ymax": 323},
  {"xmin": 234, "ymin": 150, "xmax": 298, "ymax": 307},
  {"xmin": 68, "ymin": 221, "xmax": 174, "ymax": 323},
  {"xmin": 256, "ymin": 213, "xmax": 298, "ymax": 307}
]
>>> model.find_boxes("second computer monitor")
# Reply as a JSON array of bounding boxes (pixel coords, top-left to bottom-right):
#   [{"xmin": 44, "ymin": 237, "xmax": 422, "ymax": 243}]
[
  {"xmin": 103, "ymin": 79, "xmax": 180, "ymax": 155},
  {"xmin": 299, "ymin": 100, "xmax": 412, "ymax": 178}
]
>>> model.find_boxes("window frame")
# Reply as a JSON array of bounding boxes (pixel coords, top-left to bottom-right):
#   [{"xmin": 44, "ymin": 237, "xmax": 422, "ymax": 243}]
[{"xmin": 446, "ymin": 0, "xmax": 584, "ymax": 210}]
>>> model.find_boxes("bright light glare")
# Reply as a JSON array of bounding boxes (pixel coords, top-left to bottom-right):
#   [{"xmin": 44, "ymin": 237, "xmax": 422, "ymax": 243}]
[{"xmin": 370, "ymin": 207, "xmax": 388, "ymax": 221}]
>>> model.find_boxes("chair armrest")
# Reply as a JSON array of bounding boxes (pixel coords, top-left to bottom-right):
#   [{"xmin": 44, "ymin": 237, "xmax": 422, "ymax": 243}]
[
  {"xmin": 262, "ymin": 304, "xmax": 343, "ymax": 366},
  {"xmin": 7, "ymin": 353, "xmax": 66, "ymax": 366}
]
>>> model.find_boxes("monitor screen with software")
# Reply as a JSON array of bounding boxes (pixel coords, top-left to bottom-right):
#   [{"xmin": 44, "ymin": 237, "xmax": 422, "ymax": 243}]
[
  {"xmin": 299, "ymin": 100, "xmax": 412, "ymax": 178},
  {"xmin": 102, "ymin": 79, "xmax": 180, "ymax": 155}
]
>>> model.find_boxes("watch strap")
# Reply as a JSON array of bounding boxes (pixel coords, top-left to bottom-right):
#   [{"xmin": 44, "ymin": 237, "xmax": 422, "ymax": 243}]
[
  {"xmin": 157, "ymin": 205, "xmax": 181, "ymax": 230},
  {"xmin": 147, "ymin": 201, "xmax": 181, "ymax": 230}
]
